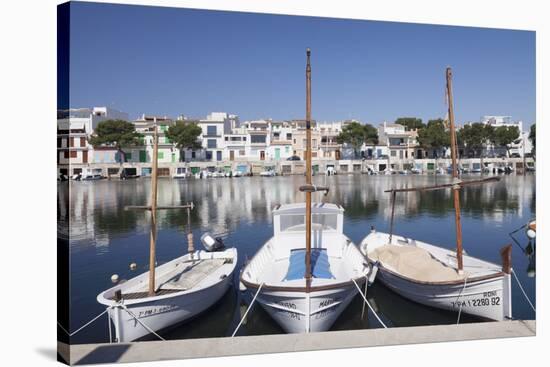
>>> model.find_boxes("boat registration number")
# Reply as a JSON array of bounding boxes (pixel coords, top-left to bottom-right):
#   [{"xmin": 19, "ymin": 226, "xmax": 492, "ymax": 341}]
[{"xmin": 451, "ymin": 296, "xmax": 500, "ymax": 308}]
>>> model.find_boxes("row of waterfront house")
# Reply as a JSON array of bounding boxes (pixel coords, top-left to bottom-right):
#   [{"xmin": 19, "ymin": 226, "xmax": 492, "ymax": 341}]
[{"xmin": 57, "ymin": 107, "xmax": 533, "ymax": 177}]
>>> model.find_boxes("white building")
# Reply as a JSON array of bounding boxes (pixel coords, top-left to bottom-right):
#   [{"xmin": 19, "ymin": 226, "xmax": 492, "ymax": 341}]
[
  {"xmin": 57, "ymin": 107, "xmax": 129, "ymax": 168},
  {"xmin": 199, "ymin": 112, "xmax": 238, "ymax": 161},
  {"xmin": 480, "ymin": 115, "xmax": 530, "ymax": 157}
]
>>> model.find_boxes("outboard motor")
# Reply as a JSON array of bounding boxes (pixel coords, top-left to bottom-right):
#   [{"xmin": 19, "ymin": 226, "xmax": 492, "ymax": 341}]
[{"xmin": 200, "ymin": 232, "xmax": 225, "ymax": 252}]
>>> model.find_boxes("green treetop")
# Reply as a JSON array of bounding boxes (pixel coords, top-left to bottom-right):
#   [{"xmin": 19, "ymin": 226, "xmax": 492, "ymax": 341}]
[
  {"xmin": 336, "ymin": 121, "xmax": 378, "ymax": 158},
  {"xmin": 89, "ymin": 119, "xmax": 142, "ymax": 163}
]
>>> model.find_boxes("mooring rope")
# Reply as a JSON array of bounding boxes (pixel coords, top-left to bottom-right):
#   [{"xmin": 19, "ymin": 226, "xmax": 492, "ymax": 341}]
[
  {"xmin": 120, "ymin": 303, "xmax": 166, "ymax": 341},
  {"xmin": 511, "ymin": 269, "xmax": 536, "ymax": 313},
  {"xmin": 456, "ymin": 276, "xmax": 468, "ymax": 324},
  {"xmin": 57, "ymin": 308, "xmax": 109, "ymax": 337},
  {"xmin": 352, "ymin": 278, "xmax": 387, "ymax": 328},
  {"xmin": 232, "ymin": 282, "xmax": 264, "ymax": 337}
]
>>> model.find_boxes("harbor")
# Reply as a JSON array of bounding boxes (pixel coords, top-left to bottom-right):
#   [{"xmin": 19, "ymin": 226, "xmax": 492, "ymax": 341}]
[{"xmin": 59, "ymin": 173, "xmax": 536, "ymax": 344}]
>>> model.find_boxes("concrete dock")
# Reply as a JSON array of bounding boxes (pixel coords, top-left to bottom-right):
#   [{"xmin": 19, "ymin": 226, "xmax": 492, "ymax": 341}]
[{"xmin": 59, "ymin": 320, "xmax": 535, "ymax": 365}]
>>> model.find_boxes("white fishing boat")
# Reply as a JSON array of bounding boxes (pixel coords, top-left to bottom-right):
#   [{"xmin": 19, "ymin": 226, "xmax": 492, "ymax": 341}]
[
  {"xmin": 360, "ymin": 231, "xmax": 512, "ymax": 320},
  {"xmin": 239, "ymin": 49, "xmax": 369, "ymax": 334},
  {"xmin": 240, "ymin": 203, "xmax": 369, "ymax": 333},
  {"xmin": 360, "ymin": 68, "xmax": 513, "ymax": 322},
  {"xmin": 98, "ymin": 247, "xmax": 237, "ymax": 342},
  {"xmin": 97, "ymin": 125, "xmax": 238, "ymax": 342}
]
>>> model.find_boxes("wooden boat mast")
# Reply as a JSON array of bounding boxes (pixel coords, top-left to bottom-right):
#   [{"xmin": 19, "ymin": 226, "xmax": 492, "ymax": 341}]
[
  {"xmin": 148, "ymin": 124, "xmax": 159, "ymax": 295},
  {"xmin": 305, "ymin": 48, "xmax": 313, "ymax": 289},
  {"xmin": 385, "ymin": 67, "xmax": 500, "ymax": 274},
  {"xmin": 446, "ymin": 67, "xmax": 464, "ymax": 272},
  {"xmin": 125, "ymin": 123, "xmax": 195, "ymax": 297}
]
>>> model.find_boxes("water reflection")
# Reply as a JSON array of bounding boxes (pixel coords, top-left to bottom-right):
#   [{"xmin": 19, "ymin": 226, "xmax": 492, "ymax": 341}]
[{"xmin": 60, "ymin": 174, "xmax": 536, "ymax": 343}]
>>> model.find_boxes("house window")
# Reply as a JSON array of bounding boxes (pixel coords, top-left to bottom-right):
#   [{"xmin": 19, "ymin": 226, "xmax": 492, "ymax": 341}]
[
  {"xmin": 80, "ymin": 137, "xmax": 86, "ymax": 147},
  {"xmin": 207, "ymin": 126, "xmax": 217, "ymax": 136},
  {"xmin": 191, "ymin": 151, "xmax": 196, "ymax": 159},
  {"xmin": 64, "ymin": 151, "xmax": 69, "ymax": 158},
  {"xmin": 225, "ymin": 136, "xmax": 229, "ymax": 141},
  {"xmin": 70, "ymin": 150, "xmax": 77, "ymax": 158},
  {"xmin": 69, "ymin": 137, "xmax": 74, "ymax": 147},
  {"xmin": 286, "ymin": 133, "xmax": 292, "ymax": 140},
  {"xmin": 239, "ymin": 150, "xmax": 245, "ymax": 156},
  {"xmin": 158, "ymin": 152, "xmax": 164, "ymax": 159},
  {"xmin": 205, "ymin": 151, "xmax": 212, "ymax": 160},
  {"xmin": 216, "ymin": 151, "xmax": 222, "ymax": 161},
  {"xmin": 391, "ymin": 150, "xmax": 397, "ymax": 157},
  {"xmin": 207, "ymin": 139, "xmax": 217, "ymax": 148},
  {"xmin": 250, "ymin": 135, "xmax": 266, "ymax": 144},
  {"xmin": 125, "ymin": 152, "xmax": 132, "ymax": 161}
]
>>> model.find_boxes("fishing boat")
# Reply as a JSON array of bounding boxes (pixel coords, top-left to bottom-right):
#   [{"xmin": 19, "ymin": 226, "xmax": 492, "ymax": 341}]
[
  {"xmin": 360, "ymin": 68, "xmax": 513, "ymax": 321},
  {"xmin": 239, "ymin": 49, "xmax": 370, "ymax": 333},
  {"xmin": 97, "ymin": 125, "xmax": 238, "ymax": 343}
]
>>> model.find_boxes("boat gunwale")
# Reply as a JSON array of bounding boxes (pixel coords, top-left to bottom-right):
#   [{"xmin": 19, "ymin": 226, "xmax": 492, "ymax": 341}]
[
  {"xmin": 240, "ymin": 274, "xmax": 367, "ymax": 293},
  {"xmin": 364, "ymin": 256, "xmax": 504, "ymax": 286},
  {"xmin": 240, "ymin": 232, "xmax": 370, "ymax": 293}
]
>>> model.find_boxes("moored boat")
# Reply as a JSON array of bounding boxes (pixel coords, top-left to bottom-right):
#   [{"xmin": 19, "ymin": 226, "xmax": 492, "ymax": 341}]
[
  {"xmin": 239, "ymin": 48, "xmax": 369, "ymax": 334},
  {"xmin": 360, "ymin": 67, "xmax": 513, "ymax": 322},
  {"xmin": 97, "ymin": 124, "xmax": 238, "ymax": 342}
]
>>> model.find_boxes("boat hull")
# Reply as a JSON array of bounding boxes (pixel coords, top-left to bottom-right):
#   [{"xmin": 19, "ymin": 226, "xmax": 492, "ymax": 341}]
[
  {"xmin": 360, "ymin": 232, "xmax": 512, "ymax": 321},
  {"xmin": 99, "ymin": 248, "xmax": 238, "ymax": 342},
  {"xmin": 108, "ymin": 275, "xmax": 233, "ymax": 342},
  {"xmin": 375, "ymin": 268, "xmax": 509, "ymax": 320},
  {"xmin": 244, "ymin": 283, "xmax": 362, "ymax": 333}
]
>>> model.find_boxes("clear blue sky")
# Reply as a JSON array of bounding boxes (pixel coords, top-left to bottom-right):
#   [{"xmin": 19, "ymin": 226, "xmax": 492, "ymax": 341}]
[{"xmin": 68, "ymin": 2, "xmax": 536, "ymax": 127}]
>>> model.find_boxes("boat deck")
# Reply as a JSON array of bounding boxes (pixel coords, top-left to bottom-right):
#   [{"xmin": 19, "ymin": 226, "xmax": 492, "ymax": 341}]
[{"xmin": 109, "ymin": 258, "xmax": 228, "ymax": 300}]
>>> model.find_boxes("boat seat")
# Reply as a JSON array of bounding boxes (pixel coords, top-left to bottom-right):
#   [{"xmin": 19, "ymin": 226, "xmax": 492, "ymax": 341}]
[
  {"xmin": 156, "ymin": 258, "xmax": 226, "ymax": 291},
  {"xmin": 369, "ymin": 245, "xmax": 465, "ymax": 282},
  {"xmin": 283, "ymin": 248, "xmax": 335, "ymax": 281}
]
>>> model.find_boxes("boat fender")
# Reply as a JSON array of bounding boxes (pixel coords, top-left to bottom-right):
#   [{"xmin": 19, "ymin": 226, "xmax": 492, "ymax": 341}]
[
  {"xmin": 526, "ymin": 228, "xmax": 536, "ymax": 240},
  {"xmin": 111, "ymin": 274, "xmax": 119, "ymax": 283},
  {"xmin": 239, "ymin": 281, "xmax": 247, "ymax": 292},
  {"xmin": 368, "ymin": 262, "xmax": 379, "ymax": 285},
  {"xmin": 129, "ymin": 262, "xmax": 137, "ymax": 270}
]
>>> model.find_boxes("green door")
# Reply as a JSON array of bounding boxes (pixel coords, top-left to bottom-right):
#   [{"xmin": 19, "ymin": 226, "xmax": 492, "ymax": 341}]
[{"xmin": 275, "ymin": 148, "xmax": 281, "ymax": 160}]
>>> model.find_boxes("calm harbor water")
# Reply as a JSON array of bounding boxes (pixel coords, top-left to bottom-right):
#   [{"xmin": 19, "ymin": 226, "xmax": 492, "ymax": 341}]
[{"xmin": 59, "ymin": 173, "xmax": 536, "ymax": 344}]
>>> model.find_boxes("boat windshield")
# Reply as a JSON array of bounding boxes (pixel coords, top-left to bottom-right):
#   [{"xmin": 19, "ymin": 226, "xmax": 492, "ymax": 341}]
[{"xmin": 279, "ymin": 213, "xmax": 338, "ymax": 232}]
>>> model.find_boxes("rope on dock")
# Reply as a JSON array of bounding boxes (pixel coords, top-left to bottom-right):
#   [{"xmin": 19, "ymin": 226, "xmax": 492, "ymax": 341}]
[
  {"xmin": 352, "ymin": 278, "xmax": 387, "ymax": 328},
  {"xmin": 57, "ymin": 308, "xmax": 109, "ymax": 337},
  {"xmin": 456, "ymin": 277, "xmax": 468, "ymax": 324},
  {"xmin": 232, "ymin": 283, "xmax": 264, "ymax": 337},
  {"xmin": 120, "ymin": 303, "xmax": 166, "ymax": 341},
  {"xmin": 511, "ymin": 269, "xmax": 536, "ymax": 313}
]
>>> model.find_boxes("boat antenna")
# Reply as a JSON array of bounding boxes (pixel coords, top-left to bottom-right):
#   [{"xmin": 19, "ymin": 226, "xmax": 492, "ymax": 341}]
[
  {"xmin": 125, "ymin": 123, "xmax": 195, "ymax": 297},
  {"xmin": 446, "ymin": 67, "xmax": 464, "ymax": 273}
]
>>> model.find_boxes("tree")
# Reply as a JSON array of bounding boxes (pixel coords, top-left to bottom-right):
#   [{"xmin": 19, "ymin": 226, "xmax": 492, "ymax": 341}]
[
  {"xmin": 89, "ymin": 119, "xmax": 142, "ymax": 163},
  {"xmin": 395, "ymin": 117, "xmax": 425, "ymax": 131},
  {"xmin": 492, "ymin": 126, "xmax": 520, "ymax": 156},
  {"xmin": 417, "ymin": 119, "xmax": 450, "ymax": 157},
  {"xmin": 458, "ymin": 123, "xmax": 493, "ymax": 157},
  {"xmin": 336, "ymin": 122, "xmax": 378, "ymax": 158},
  {"xmin": 165, "ymin": 121, "xmax": 203, "ymax": 161},
  {"xmin": 529, "ymin": 123, "xmax": 536, "ymax": 156}
]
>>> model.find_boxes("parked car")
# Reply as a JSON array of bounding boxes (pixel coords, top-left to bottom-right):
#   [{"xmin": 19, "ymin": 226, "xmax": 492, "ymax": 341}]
[
  {"xmin": 286, "ymin": 155, "xmax": 301, "ymax": 161},
  {"xmin": 510, "ymin": 153, "xmax": 521, "ymax": 158}
]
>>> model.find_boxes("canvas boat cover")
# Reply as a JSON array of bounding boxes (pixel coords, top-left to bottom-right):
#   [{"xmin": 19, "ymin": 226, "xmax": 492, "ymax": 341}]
[
  {"xmin": 369, "ymin": 245, "xmax": 465, "ymax": 282},
  {"xmin": 284, "ymin": 248, "xmax": 335, "ymax": 281}
]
